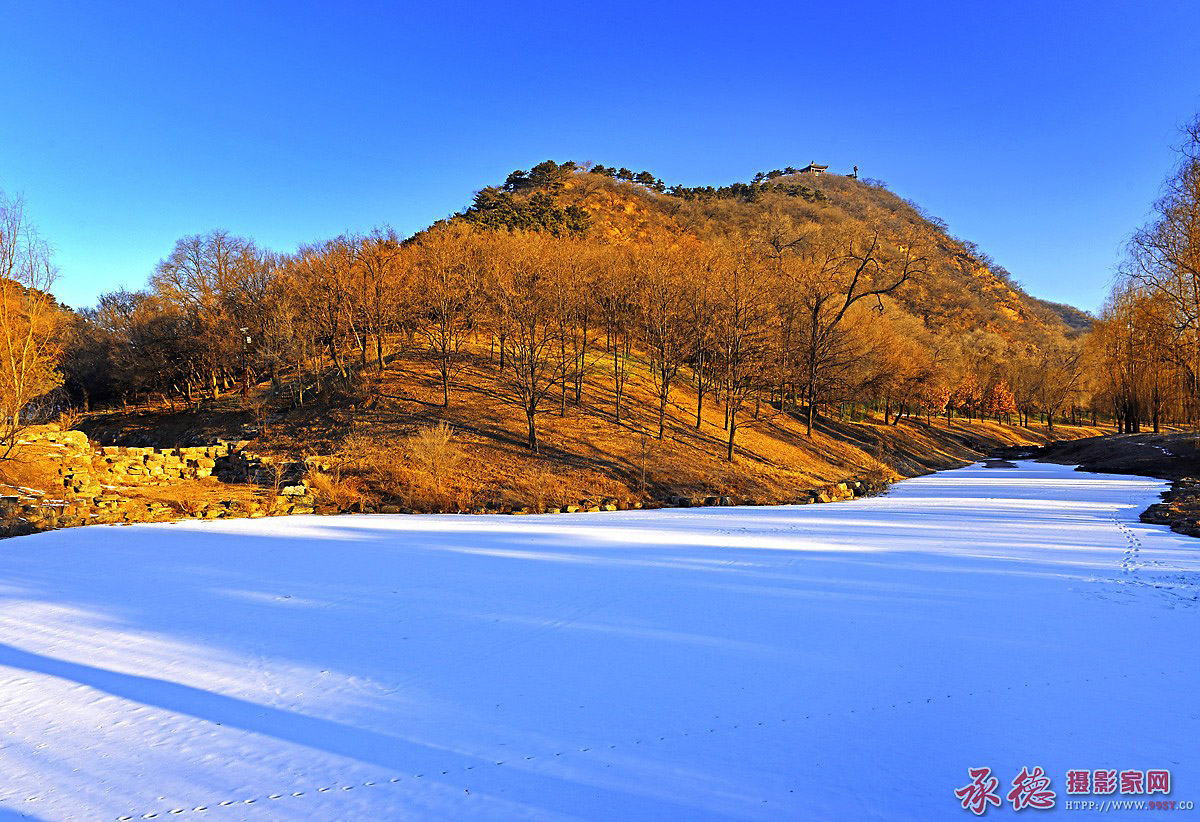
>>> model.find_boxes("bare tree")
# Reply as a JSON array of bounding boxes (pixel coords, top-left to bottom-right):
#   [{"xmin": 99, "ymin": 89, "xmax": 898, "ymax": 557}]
[
  {"xmin": 1124, "ymin": 114, "xmax": 1200, "ymax": 413},
  {"xmin": 414, "ymin": 224, "xmax": 478, "ymax": 407},
  {"xmin": 633, "ymin": 242, "xmax": 691, "ymax": 439},
  {"xmin": 596, "ymin": 250, "xmax": 635, "ymax": 425},
  {"xmin": 355, "ymin": 227, "xmax": 406, "ymax": 370},
  {"xmin": 1034, "ymin": 342, "xmax": 1085, "ymax": 431},
  {"xmin": 150, "ymin": 230, "xmax": 263, "ymax": 399},
  {"xmin": 788, "ymin": 228, "xmax": 926, "ymax": 436},
  {"xmin": 0, "ymin": 192, "xmax": 63, "ymax": 456},
  {"xmin": 484, "ymin": 232, "xmax": 569, "ymax": 452},
  {"xmin": 716, "ymin": 246, "xmax": 772, "ymax": 461},
  {"xmin": 685, "ymin": 257, "xmax": 720, "ymax": 428}
]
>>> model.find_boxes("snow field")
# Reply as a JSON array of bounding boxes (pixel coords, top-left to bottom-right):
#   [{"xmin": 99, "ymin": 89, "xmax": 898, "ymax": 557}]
[{"xmin": 0, "ymin": 461, "xmax": 1195, "ymax": 820}]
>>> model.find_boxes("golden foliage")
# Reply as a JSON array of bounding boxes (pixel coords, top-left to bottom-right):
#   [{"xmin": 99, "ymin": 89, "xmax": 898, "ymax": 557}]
[{"xmin": 0, "ymin": 192, "xmax": 64, "ymax": 454}]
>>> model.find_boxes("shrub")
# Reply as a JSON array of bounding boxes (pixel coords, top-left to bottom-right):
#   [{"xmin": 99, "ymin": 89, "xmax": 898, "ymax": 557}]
[
  {"xmin": 512, "ymin": 467, "xmax": 561, "ymax": 511},
  {"xmin": 407, "ymin": 422, "xmax": 463, "ymax": 495},
  {"xmin": 175, "ymin": 493, "xmax": 205, "ymax": 517},
  {"xmin": 56, "ymin": 407, "xmax": 83, "ymax": 431},
  {"xmin": 305, "ymin": 469, "xmax": 367, "ymax": 509}
]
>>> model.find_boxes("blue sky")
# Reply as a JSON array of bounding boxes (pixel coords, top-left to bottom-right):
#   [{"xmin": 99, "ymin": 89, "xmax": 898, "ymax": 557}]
[{"xmin": 2, "ymin": 0, "xmax": 1199, "ymax": 312}]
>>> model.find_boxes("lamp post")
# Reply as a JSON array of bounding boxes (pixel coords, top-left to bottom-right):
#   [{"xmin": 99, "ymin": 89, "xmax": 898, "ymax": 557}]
[{"xmin": 240, "ymin": 327, "xmax": 251, "ymax": 399}]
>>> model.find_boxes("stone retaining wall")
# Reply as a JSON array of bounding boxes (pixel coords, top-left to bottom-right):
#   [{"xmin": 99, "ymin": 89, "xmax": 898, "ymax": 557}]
[
  {"xmin": 0, "ymin": 428, "xmax": 324, "ymax": 536},
  {"xmin": 2, "ymin": 427, "xmax": 890, "ymax": 536}
]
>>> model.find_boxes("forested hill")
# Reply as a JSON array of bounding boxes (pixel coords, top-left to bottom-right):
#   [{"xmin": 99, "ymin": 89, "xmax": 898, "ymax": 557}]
[
  {"xmin": 53, "ymin": 155, "xmax": 1108, "ymax": 514},
  {"xmin": 460, "ymin": 160, "xmax": 1090, "ymax": 345}
]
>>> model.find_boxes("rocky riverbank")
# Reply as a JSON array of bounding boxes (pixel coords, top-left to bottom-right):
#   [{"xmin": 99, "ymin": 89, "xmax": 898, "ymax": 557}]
[
  {"xmin": 1, "ymin": 425, "xmax": 891, "ymax": 537},
  {"xmin": 996, "ymin": 432, "xmax": 1200, "ymax": 538}
]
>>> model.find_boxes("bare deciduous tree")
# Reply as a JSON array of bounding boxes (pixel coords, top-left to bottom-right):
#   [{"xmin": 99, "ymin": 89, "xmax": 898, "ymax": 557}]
[
  {"xmin": 484, "ymin": 232, "xmax": 570, "ymax": 452},
  {"xmin": 414, "ymin": 224, "xmax": 479, "ymax": 407},
  {"xmin": 0, "ymin": 192, "xmax": 63, "ymax": 457},
  {"xmin": 787, "ymin": 228, "xmax": 927, "ymax": 436}
]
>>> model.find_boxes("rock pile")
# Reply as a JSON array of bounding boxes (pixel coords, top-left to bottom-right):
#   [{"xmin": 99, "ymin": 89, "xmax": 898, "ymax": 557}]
[
  {"xmin": 0, "ymin": 428, "xmax": 322, "ymax": 536},
  {"xmin": 1140, "ymin": 476, "xmax": 1200, "ymax": 537},
  {"xmin": 665, "ymin": 478, "xmax": 882, "ymax": 509}
]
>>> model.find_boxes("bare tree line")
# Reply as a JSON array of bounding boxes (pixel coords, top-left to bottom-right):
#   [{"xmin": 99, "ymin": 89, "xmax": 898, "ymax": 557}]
[
  {"xmin": 1093, "ymin": 114, "xmax": 1200, "ymax": 432},
  {"xmin": 62, "ymin": 195, "xmax": 1098, "ymax": 458}
]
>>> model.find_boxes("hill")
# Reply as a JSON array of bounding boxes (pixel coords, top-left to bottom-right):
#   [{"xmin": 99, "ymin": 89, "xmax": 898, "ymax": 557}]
[
  {"xmin": 1028, "ymin": 297, "xmax": 1093, "ymax": 333},
  {"xmin": 463, "ymin": 161, "xmax": 1086, "ymax": 346},
  {"xmin": 52, "ymin": 160, "xmax": 1104, "ymax": 520}
]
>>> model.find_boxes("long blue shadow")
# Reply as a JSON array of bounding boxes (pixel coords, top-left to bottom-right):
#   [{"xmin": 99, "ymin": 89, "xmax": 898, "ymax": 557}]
[{"xmin": 0, "ymin": 642, "xmax": 449, "ymax": 774}]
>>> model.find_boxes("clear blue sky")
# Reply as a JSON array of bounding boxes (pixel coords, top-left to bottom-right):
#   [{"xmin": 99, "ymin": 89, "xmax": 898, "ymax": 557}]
[{"xmin": 3, "ymin": 0, "xmax": 1199, "ymax": 312}]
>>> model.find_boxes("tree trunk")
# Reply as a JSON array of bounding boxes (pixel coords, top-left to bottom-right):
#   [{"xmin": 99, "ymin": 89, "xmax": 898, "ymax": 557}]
[
  {"xmin": 575, "ymin": 314, "xmax": 588, "ymax": 406},
  {"xmin": 526, "ymin": 409, "xmax": 538, "ymax": 453},
  {"xmin": 612, "ymin": 345, "xmax": 625, "ymax": 425},
  {"xmin": 805, "ymin": 364, "xmax": 816, "ymax": 437},
  {"xmin": 559, "ymin": 335, "xmax": 567, "ymax": 416}
]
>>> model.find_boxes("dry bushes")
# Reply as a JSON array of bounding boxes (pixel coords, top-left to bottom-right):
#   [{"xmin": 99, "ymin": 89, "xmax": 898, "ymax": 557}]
[
  {"xmin": 337, "ymin": 430, "xmax": 392, "ymax": 477},
  {"xmin": 863, "ymin": 441, "xmax": 896, "ymax": 486},
  {"xmin": 404, "ymin": 422, "xmax": 468, "ymax": 511},
  {"xmin": 304, "ymin": 469, "xmax": 367, "ymax": 509},
  {"xmin": 861, "ymin": 459, "xmax": 895, "ymax": 489},
  {"xmin": 509, "ymin": 467, "xmax": 562, "ymax": 511},
  {"xmin": 326, "ymin": 422, "xmax": 467, "ymax": 512},
  {"xmin": 306, "ymin": 429, "xmax": 381, "ymax": 509},
  {"xmin": 407, "ymin": 422, "xmax": 463, "ymax": 493},
  {"xmin": 56, "ymin": 408, "xmax": 83, "ymax": 431},
  {"xmin": 175, "ymin": 494, "xmax": 205, "ymax": 516}
]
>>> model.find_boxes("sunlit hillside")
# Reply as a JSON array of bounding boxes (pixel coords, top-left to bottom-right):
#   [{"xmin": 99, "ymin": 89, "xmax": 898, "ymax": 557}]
[{"xmin": 60, "ymin": 160, "xmax": 1105, "ymax": 514}]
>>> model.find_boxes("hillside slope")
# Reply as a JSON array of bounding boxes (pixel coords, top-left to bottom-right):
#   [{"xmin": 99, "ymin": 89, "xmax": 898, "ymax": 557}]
[
  {"xmin": 80, "ymin": 337, "xmax": 1107, "ymax": 514},
  {"xmin": 465, "ymin": 163, "xmax": 1089, "ymax": 346}
]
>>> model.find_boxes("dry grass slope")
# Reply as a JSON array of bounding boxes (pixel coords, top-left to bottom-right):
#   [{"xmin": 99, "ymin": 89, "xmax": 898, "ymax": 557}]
[{"xmin": 82, "ymin": 336, "xmax": 1107, "ymax": 514}]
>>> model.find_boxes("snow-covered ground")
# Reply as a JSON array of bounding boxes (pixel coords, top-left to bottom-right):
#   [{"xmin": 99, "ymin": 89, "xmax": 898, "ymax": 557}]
[{"xmin": 0, "ymin": 461, "xmax": 1196, "ymax": 820}]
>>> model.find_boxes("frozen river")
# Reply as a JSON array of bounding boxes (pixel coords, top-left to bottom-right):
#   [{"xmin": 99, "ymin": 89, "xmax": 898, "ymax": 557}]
[{"xmin": 0, "ymin": 461, "xmax": 1196, "ymax": 820}]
